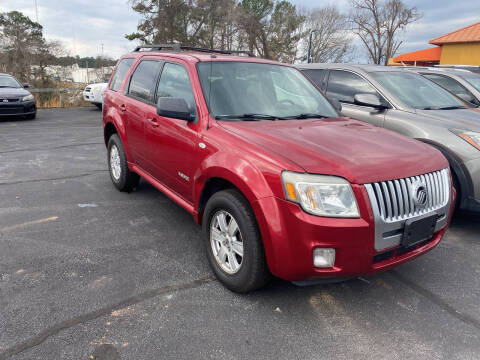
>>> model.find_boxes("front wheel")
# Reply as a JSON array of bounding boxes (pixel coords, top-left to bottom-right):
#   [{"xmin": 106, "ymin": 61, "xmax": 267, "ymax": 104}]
[
  {"xmin": 107, "ymin": 134, "xmax": 140, "ymax": 192},
  {"xmin": 203, "ymin": 189, "xmax": 271, "ymax": 293}
]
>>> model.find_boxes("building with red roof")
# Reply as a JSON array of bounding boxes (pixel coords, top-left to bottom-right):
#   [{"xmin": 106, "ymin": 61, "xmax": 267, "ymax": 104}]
[{"xmin": 390, "ymin": 22, "xmax": 480, "ymax": 66}]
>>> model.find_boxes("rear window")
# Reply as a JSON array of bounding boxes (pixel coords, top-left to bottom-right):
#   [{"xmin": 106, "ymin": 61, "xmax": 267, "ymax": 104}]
[
  {"xmin": 127, "ymin": 60, "xmax": 163, "ymax": 103},
  {"xmin": 110, "ymin": 58, "xmax": 134, "ymax": 91}
]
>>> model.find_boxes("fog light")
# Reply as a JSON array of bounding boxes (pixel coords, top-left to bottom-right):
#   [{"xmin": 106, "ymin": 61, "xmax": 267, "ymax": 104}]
[{"xmin": 313, "ymin": 248, "xmax": 335, "ymax": 268}]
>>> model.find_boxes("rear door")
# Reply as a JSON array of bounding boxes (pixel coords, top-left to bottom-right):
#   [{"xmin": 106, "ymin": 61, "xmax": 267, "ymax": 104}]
[
  {"xmin": 325, "ymin": 70, "xmax": 387, "ymax": 127},
  {"xmin": 123, "ymin": 59, "xmax": 163, "ymax": 168}
]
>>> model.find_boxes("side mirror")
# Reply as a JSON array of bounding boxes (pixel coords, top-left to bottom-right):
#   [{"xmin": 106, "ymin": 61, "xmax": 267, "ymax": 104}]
[
  {"xmin": 23, "ymin": 83, "xmax": 30, "ymax": 89},
  {"xmin": 328, "ymin": 97, "xmax": 342, "ymax": 112},
  {"xmin": 354, "ymin": 93, "xmax": 385, "ymax": 109},
  {"xmin": 156, "ymin": 97, "xmax": 194, "ymax": 122}
]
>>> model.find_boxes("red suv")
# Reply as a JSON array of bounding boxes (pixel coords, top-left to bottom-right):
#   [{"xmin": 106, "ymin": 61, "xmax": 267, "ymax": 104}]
[{"xmin": 102, "ymin": 45, "xmax": 454, "ymax": 292}]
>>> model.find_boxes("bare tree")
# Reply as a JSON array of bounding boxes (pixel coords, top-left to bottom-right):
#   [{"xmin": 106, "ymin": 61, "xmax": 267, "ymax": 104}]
[
  {"xmin": 349, "ymin": 0, "xmax": 421, "ymax": 65},
  {"xmin": 302, "ymin": 6, "xmax": 354, "ymax": 63}
]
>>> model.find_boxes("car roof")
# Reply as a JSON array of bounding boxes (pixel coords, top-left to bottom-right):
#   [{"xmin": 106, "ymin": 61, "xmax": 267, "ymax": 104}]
[
  {"xmin": 296, "ymin": 63, "xmax": 400, "ymax": 73},
  {"xmin": 120, "ymin": 50, "xmax": 288, "ymax": 66},
  {"xmin": 403, "ymin": 66, "xmax": 476, "ymax": 74}
]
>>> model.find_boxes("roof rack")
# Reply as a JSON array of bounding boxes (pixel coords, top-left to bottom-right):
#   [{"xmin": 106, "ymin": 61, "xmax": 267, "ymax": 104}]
[{"xmin": 133, "ymin": 44, "xmax": 255, "ymax": 57}]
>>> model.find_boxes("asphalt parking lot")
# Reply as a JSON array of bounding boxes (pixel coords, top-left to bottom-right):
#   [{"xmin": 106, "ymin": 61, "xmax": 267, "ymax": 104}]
[{"xmin": 0, "ymin": 107, "xmax": 480, "ymax": 360}]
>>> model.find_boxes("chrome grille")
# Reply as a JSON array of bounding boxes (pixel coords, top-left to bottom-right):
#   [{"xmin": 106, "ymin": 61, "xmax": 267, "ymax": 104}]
[{"xmin": 365, "ymin": 169, "xmax": 450, "ymax": 223}]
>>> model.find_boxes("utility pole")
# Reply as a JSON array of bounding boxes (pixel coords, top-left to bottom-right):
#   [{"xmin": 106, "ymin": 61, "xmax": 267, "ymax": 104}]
[
  {"xmin": 307, "ymin": 30, "xmax": 319, "ymax": 63},
  {"xmin": 34, "ymin": 0, "xmax": 39, "ymax": 22},
  {"xmin": 101, "ymin": 44, "xmax": 105, "ymax": 82},
  {"xmin": 86, "ymin": 59, "xmax": 89, "ymax": 83}
]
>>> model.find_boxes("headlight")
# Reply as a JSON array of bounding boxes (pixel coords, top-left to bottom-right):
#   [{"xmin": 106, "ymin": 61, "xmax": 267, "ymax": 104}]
[
  {"xmin": 22, "ymin": 94, "xmax": 34, "ymax": 102},
  {"xmin": 451, "ymin": 129, "xmax": 480, "ymax": 151},
  {"xmin": 282, "ymin": 171, "xmax": 360, "ymax": 217}
]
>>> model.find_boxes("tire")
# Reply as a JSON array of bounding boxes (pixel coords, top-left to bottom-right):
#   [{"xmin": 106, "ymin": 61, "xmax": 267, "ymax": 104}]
[
  {"xmin": 451, "ymin": 170, "xmax": 461, "ymax": 211},
  {"xmin": 107, "ymin": 134, "xmax": 140, "ymax": 192},
  {"xmin": 94, "ymin": 103, "xmax": 102, "ymax": 110},
  {"xmin": 203, "ymin": 189, "xmax": 271, "ymax": 293}
]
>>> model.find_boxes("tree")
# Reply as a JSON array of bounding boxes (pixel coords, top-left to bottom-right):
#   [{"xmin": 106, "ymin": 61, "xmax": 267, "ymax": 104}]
[
  {"xmin": 126, "ymin": 0, "xmax": 306, "ymax": 62},
  {"xmin": 349, "ymin": 0, "xmax": 421, "ymax": 65},
  {"xmin": 302, "ymin": 6, "xmax": 354, "ymax": 63},
  {"xmin": 0, "ymin": 11, "xmax": 44, "ymax": 81}
]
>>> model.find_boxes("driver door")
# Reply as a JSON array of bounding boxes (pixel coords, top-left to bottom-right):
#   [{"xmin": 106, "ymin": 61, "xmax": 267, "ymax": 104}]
[
  {"xmin": 143, "ymin": 61, "xmax": 199, "ymax": 203},
  {"xmin": 325, "ymin": 70, "xmax": 386, "ymax": 127}
]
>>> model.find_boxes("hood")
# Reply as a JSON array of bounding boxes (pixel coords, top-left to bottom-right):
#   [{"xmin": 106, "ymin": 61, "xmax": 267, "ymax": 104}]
[
  {"xmin": 0, "ymin": 87, "xmax": 30, "ymax": 98},
  {"xmin": 415, "ymin": 108, "xmax": 480, "ymax": 131},
  {"xmin": 219, "ymin": 117, "xmax": 448, "ymax": 184}
]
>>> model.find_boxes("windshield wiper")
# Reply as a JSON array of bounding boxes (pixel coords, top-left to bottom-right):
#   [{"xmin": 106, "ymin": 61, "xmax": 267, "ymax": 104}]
[
  {"xmin": 215, "ymin": 114, "xmax": 280, "ymax": 121},
  {"xmin": 283, "ymin": 113, "xmax": 330, "ymax": 119},
  {"xmin": 437, "ymin": 106, "xmax": 468, "ymax": 110}
]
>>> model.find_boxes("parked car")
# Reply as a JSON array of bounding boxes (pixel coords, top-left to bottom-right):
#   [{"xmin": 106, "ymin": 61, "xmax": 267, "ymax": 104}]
[
  {"xmin": 298, "ymin": 63, "xmax": 480, "ymax": 213},
  {"xmin": 0, "ymin": 73, "xmax": 36, "ymax": 119},
  {"xmin": 103, "ymin": 46, "xmax": 454, "ymax": 292},
  {"xmin": 405, "ymin": 67, "xmax": 480, "ymax": 106},
  {"xmin": 83, "ymin": 82, "xmax": 108, "ymax": 109}
]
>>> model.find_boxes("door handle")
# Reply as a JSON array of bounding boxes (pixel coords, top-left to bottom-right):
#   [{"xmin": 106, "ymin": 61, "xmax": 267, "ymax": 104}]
[
  {"xmin": 120, "ymin": 104, "xmax": 126, "ymax": 112},
  {"xmin": 149, "ymin": 118, "xmax": 159, "ymax": 128}
]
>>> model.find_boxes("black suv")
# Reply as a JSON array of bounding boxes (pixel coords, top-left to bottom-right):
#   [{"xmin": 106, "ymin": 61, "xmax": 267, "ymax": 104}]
[{"xmin": 0, "ymin": 74, "xmax": 36, "ymax": 119}]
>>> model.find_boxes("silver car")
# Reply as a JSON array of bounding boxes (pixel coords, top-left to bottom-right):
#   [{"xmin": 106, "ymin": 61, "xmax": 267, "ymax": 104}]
[
  {"xmin": 405, "ymin": 67, "xmax": 480, "ymax": 106},
  {"xmin": 298, "ymin": 63, "xmax": 480, "ymax": 212}
]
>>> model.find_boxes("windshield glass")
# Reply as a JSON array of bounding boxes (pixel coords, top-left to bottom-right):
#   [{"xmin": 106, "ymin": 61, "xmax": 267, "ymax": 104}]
[
  {"xmin": 459, "ymin": 72, "xmax": 480, "ymax": 92},
  {"xmin": 197, "ymin": 62, "xmax": 338, "ymax": 120},
  {"xmin": 370, "ymin": 71, "xmax": 465, "ymax": 109},
  {"xmin": 0, "ymin": 75, "xmax": 22, "ymax": 88}
]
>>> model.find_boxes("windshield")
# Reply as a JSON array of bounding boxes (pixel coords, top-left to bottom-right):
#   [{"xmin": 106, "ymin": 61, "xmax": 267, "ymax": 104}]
[
  {"xmin": 370, "ymin": 71, "xmax": 465, "ymax": 110},
  {"xmin": 459, "ymin": 72, "xmax": 480, "ymax": 92},
  {"xmin": 197, "ymin": 62, "xmax": 338, "ymax": 120},
  {"xmin": 0, "ymin": 75, "xmax": 22, "ymax": 88}
]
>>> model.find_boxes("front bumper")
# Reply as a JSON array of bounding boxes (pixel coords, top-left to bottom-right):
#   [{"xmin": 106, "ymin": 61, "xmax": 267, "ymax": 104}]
[
  {"xmin": 0, "ymin": 100, "xmax": 36, "ymax": 116},
  {"xmin": 252, "ymin": 184, "xmax": 454, "ymax": 282}
]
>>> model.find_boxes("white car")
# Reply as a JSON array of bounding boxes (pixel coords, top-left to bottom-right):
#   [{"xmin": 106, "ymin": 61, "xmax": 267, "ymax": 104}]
[{"xmin": 83, "ymin": 82, "xmax": 108, "ymax": 109}]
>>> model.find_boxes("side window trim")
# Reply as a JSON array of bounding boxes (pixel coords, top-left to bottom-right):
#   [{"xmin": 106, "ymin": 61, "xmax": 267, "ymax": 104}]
[
  {"xmin": 326, "ymin": 69, "xmax": 392, "ymax": 109},
  {"xmin": 125, "ymin": 58, "xmax": 164, "ymax": 106}
]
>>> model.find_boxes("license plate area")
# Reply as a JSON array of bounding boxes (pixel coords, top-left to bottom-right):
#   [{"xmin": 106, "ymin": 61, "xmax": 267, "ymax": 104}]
[{"xmin": 402, "ymin": 214, "xmax": 438, "ymax": 247}]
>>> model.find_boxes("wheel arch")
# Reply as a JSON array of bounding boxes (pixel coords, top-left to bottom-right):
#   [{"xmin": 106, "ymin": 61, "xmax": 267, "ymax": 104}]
[
  {"xmin": 416, "ymin": 138, "xmax": 472, "ymax": 207},
  {"xmin": 195, "ymin": 168, "xmax": 269, "ymax": 225}
]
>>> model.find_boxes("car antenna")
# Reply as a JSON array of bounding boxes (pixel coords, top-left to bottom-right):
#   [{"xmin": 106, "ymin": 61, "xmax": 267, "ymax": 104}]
[{"xmin": 207, "ymin": 54, "xmax": 216, "ymax": 130}]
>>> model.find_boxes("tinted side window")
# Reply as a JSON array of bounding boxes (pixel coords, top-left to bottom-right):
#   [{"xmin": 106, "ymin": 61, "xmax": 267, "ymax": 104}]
[
  {"xmin": 156, "ymin": 63, "xmax": 196, "ymax": 116},
  {"xmin": 423, "ymin": 73, "xmax": 474, "ymax": 99},
  {"xmin": 110, "ymin": 58, "xmax": 134, "ymax": 91},
  {"xmin": 326, "ymin": 70, "xmax": 380, "ymax": 104},
  {"xmin": 128, "ymin": 60, "xmax": 163, "ymax": 103},
  {"xmin": 302, "ymin": 69, "xmax": 326, "ymax": 90}
]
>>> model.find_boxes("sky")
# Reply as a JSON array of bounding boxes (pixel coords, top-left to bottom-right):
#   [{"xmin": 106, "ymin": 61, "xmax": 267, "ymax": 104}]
[{"xmin": 1, "ymin": 0, "xmax": 479, "ymax": 61}]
